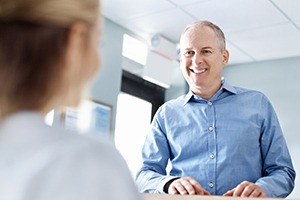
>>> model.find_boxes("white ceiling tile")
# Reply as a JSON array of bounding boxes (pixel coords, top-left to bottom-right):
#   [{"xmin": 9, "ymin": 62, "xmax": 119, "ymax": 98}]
[
  {"xmin": 118, "ymin": 8, "xmax": 195, "ymax": 42},
  {"xmin": 227, "ymin": 23, "xmax": 300, "ymax": 61},
  {"xmin": 168, "ymin": 0, "xmax": 210, "ymax": 6},
  {"xmin": 182, "ymin": 0, "xmax": 289, "ymax": 33},
  {"xmin": 272, "ymin": 0, "xmax": 300, "ymax": 21},
  {"xmin": 102, "ymin": 0, "xmax": 300, "ymax": 65},
  {"xmin": 226, "ymin": 42, "xmax": 254, "ymax": 65},
  {"xmin": 101, "ymin": 0, "xmax": 175, "ymax": 21}
]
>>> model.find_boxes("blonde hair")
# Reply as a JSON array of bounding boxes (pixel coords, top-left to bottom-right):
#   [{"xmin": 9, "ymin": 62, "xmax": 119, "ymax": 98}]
[
  {"xmin": 0, "ymin": 0, "xmax": 99, "ymax": 26},
  {"xmin": 0, "ymin": 0, "xmax": 100, "ymax": 118}
]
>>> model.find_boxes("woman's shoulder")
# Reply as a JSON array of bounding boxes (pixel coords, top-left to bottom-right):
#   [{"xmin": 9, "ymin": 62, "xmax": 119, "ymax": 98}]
[
  {"xmin": 0, "ymin": 112, "xmax": 142, "ymax": 200},
  {"xmin": 46, "ymin": 126, "xmax": 120, "ymax": 163}
]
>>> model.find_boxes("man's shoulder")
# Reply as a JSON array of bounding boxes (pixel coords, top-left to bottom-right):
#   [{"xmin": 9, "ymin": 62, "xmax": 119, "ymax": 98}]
[
  {"xmin": 153, "ymin": 94, "xmax": 187, "ymax": 118},
  {"xmin": 162, "ymin": 94, "xmax": 186, "ymax": 107},
  {"xmin": 230, "ymin": 86, "xmax": 273, "ymax": 106},
  {"xmin": 233, "ymin": 86, "xmax": 266, "ymax": 98}
]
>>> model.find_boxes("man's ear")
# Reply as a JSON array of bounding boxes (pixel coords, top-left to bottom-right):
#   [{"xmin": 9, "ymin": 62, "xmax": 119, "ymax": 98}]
[
  {"xmin": 222, "ymin": 49, "xmax": 229, "ymax": 65},
  {"xmin": 179, "ymin": 56, "xmax": 182, "ymax": 63},
  {"xmin": 178, "ymin": 52, "xmax": 183, "ymax": 63}
]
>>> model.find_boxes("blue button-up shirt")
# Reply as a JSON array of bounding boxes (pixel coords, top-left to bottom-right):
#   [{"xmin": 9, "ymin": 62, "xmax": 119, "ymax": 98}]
[{"xmin": 136, "ymin": 80, "xmax": 295, "ymax": 197}]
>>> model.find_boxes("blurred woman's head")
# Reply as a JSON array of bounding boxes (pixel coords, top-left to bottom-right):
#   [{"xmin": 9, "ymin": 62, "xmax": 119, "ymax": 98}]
[{"xmin": 0, "ymin": 0, "xmax": 101, "ymax": 118}]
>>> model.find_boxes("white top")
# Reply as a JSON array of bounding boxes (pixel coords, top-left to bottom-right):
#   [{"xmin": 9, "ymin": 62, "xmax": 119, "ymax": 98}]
[{"xmin": 0, "ymin": 112, "xmax": 142, "ymax": 200}]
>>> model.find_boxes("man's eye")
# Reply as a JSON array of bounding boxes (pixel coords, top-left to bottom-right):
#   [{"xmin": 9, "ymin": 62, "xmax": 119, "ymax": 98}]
[
  {"xmin": 202, "ymin": 50, "xmax": 212, "ymax": 55},
  {"xmin": 184, "ymin": 51, "xmax": 195, "ymax": 57}
]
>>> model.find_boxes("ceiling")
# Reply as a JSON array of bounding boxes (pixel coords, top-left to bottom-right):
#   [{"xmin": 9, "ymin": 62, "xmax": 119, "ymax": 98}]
[{"xmin": 101, "ymin": 0, "xmax": 300, "ymax": 65}]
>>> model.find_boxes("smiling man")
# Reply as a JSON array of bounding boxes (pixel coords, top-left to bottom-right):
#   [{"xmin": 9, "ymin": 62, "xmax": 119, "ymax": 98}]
[{"xmin": 136, "ymin": 21, "xmax": 295, "ymax": 198}]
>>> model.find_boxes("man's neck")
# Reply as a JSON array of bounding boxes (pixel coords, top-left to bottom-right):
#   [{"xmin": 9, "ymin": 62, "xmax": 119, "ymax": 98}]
[{"xmin": 192, "ymin": 82, "xmax": 222, "ymax": 100}]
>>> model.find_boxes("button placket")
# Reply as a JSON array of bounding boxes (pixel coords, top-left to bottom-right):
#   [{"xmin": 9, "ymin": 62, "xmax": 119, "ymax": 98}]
[{"xmin": 206, "ymin": 99, "xmax": 216, "ymax": 194}]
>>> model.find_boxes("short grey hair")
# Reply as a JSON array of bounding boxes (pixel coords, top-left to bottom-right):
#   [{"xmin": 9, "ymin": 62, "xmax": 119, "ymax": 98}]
[{"xmin": 180, "ymin": 20, "xmax": 226, "ymax": 51}]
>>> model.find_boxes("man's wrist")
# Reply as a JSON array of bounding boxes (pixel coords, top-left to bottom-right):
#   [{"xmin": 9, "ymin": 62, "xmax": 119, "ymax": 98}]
[{"xmin": 163, "ymin": 177, "xmax": 180, "ymax": 193}]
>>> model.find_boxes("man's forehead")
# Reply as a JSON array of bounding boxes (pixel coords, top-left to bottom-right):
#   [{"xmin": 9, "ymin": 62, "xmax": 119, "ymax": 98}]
[
  {"xmin": 180, "ymin": 26, "xmax": 217, "ymax": 47},
  {"xmin": 183, "ymin": 25, "xmax": 215, "ymax": 38}
]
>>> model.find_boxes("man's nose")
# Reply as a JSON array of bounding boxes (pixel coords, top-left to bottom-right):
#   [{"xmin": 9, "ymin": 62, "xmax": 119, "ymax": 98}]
[{"xmin": 192, "ymin": 52, "xmax": 203, "ymax": 65}]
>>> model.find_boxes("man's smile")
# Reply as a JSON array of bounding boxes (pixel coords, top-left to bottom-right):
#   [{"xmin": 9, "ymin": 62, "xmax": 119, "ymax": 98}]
[{"xmin": 189, "ymin": 68, "xmax": 207, "ymax": 74}]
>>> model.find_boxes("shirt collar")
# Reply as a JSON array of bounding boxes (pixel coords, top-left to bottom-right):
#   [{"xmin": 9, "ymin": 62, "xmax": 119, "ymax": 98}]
[
  {"xmin": 183, "ymin": 78, "xmax": 237, "ymax": 105},
  {"xmin": 221, "ymin": 78, "xmax": 237, "ymax": 95}
]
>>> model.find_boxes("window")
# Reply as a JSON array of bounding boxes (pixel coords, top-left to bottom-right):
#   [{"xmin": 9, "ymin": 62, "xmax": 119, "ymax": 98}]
[
  {"xmin": 44, "ymin": 110, "xmax": 54, "ymax": 126},
  {"xmin": 115, "ymin": 70, "xmax": 165, "ymax": 178},
  {"xmin": 115, "ymin": 93, "xmax": 152, "ymax": 177},
  {"xmin": 122, "ymin": 34, "xmax": 148, "ymax": 65}
]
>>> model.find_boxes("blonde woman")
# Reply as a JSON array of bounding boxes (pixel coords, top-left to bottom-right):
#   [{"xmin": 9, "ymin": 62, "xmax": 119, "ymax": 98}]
[{"xmin": 0, "ymin": 0, "xmax": 142, "ymax": 199}]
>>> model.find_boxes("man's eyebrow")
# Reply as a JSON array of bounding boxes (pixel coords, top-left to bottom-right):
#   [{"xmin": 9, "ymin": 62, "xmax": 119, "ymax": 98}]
[
  {"xmin": 183, "ymin": 47, "xmax": 193, "ymax": 50},
  {"xmin": 202, "ymin": 46, "xmax": 213, "ymax": 49},
  {"xmin": 181, "ymin": 47, "xmax": 213, "ymax": 51}
]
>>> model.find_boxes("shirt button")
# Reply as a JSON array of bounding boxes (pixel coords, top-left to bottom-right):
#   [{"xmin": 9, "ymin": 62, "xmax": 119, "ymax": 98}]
[
  {"xmin": 208, "ymin": 126, "xmax": 214, "ymax": 132},
  {"xmin": 208, "ymin": 101, "xmax": 212, "ymax": 106},
  {"xmin": 209, "ymin": 182, "xmax": 214, "ymax": 188},
  {"xmin": 210, "ymin": 153, "xmax": 215, "ymax": 159}
]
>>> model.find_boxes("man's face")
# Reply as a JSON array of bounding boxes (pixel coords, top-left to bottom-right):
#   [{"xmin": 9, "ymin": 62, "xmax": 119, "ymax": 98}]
[{"xmin": 179, "ymin": 26, "xmax": 229, "ymax": 95}]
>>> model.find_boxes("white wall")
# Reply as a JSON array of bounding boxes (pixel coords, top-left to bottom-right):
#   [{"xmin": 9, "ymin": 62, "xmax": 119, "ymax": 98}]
[
  {"xmin": 223, "ymin": 56, "xmax": 300, "ymax": 198},
  {"xmin": 90, "ymin": 18, "xmax": 186, "ymax": 137},
  {"xmin": 165, "ymin": 65, "xmax": 187, "ymax": 101},
  {"xmin": 90, "ymin": 18, "xmax": 140, "ymax": 138}
]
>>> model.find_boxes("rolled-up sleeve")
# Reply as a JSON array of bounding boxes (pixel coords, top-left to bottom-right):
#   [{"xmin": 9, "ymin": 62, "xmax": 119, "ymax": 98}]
[
  {"xmin": 255, "ymin": 96, "xmax": 296, "ymax": 197},
  {"xmin": 135, "ymin": 107, "xmax": 178, "ymax": 193}
]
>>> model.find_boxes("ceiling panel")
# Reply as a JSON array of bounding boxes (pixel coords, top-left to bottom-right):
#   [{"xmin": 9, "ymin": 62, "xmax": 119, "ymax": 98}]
[
  {"xmin": 272, "ymin": 0, "xmax": 300, "ymax": 21},
  {"xmin": 168, "ymin": 0, "xmax": 211, "ymax": 6},
  {"xmin": 101, "ymin": 0, "xmax": 175, "ymax": 21},
  {"xmin": 118, "ymin": 8, "xmax": 195, "ymax": 42},
  {"xmin": 227, "ymin": 23, "xmax": 300, "ymax": 61},
  {"xmin": 182, "ymin": 0, "xmax": 289, "ymax": 33},
  {"xmin": 226, "ymin": 42, "xmax": 254, "ymax": 65},
  {"xmin": 102, "ymin": 0, "xmax": 300, "ymax": 65}
]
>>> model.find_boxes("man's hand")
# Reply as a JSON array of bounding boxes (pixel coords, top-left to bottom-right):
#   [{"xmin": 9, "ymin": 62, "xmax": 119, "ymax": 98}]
[
  {"xmin": 223, "ymin": 181, "xmax": 266, "ymax": 197},
  {"xmin": 168, "ymin": 177, "xmax": 210, "ymax": 195}
]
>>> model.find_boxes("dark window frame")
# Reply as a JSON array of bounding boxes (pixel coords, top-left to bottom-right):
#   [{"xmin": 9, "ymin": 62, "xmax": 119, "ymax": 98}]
[{"xmin": 120, "ymin": 70, "xmax": 165, "ymax": 120}]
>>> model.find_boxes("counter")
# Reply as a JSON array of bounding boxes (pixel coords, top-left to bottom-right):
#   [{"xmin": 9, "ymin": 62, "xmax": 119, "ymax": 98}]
[{"xmin": 143, "ymin": 194, "xmax": 287, "ymax": 200}]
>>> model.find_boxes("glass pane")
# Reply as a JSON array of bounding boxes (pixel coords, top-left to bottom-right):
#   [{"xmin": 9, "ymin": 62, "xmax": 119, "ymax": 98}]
[
  {"xmin": 122, "ymin": 34, "xmax": 148, "ymax": 65},
  {"xmin": 115, "ymin": 92, "xmax": 152, "ymax": 178}
]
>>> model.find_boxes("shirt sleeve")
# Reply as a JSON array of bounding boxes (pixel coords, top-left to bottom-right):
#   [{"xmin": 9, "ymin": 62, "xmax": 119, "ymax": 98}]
[
  {"xmin": 255, "ymin": 95, "xmax": 296, "ymax": 197},
  {"xmin": 135, "ymin": 106, "xmax": 179, "ymax": 193}
]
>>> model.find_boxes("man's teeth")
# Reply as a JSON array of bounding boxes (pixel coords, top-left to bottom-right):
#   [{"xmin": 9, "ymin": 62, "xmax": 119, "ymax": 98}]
[{"xmin": 190, "ymin": 68, "xmax": 206, "ymax": 73}]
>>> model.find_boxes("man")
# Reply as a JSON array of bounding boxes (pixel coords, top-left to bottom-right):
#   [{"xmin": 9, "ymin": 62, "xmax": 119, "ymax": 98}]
[{"xmin": 136, "ymin": 21, "xmax": 295, "ymax": 198}]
